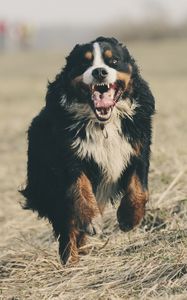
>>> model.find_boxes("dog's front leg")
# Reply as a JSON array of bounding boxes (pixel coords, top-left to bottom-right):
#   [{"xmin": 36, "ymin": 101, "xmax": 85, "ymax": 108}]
[
  {"xmin": 73, "ymin": 173, "xmax": 102, "ymax": 237},
  {"xmin": 117, "ymin": 172, "xmax": 149, "ymax": 232},
  {"xmin": 58, "ymin": 173, "xmax": 100, "ymax": 264}
]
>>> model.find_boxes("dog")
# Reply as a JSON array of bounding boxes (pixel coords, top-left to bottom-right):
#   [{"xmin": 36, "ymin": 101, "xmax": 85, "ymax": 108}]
[{"xmin": 20, "ymin": 37, "xmax": 155, "ymax": 264}]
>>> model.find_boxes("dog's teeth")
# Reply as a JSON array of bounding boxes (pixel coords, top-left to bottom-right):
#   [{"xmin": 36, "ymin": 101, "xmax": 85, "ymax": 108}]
[{"xmin": 95, "ymin": 83, "xmax": 107, "ymax": 86}]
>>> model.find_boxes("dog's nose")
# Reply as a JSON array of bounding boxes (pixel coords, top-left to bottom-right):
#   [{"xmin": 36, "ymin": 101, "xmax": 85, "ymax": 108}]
[{"xmin": 92, "ymin": 68, "xmax": 108, "ymax": 81}]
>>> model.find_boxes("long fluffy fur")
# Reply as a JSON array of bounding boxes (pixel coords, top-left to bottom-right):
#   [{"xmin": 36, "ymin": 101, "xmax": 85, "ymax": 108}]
[{"xmin": 20, "ymin": 37, "xmax": 155, "ymax": 264}]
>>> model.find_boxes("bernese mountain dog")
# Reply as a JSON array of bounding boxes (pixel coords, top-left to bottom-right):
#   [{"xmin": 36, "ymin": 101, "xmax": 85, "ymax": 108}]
[{"xmin": 21, "ymin": 37, "xmax": 155, "ymax": 264}]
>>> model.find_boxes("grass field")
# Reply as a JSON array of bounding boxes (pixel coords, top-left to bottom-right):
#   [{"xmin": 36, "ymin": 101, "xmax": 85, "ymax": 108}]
[{"xmin": 0, "ymin": 38, "xmax": 187, "ymax": 300}]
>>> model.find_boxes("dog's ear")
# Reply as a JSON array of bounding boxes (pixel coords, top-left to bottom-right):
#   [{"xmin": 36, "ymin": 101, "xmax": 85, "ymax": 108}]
[
  {"xmin": 65, "ymin": 44, "xmax": 81, "ymax": 64},
  {"xmin": 63, "ymin": 44, "xmax": 83, "ymax": 75},
  {"xmin": 122, "ymin": 45, "xmax": 139, "ymax": 77},
  {"xmin": 67, "ymin": 44, "xmax": 80, "ymax": 58},
  {"xmin": 121, "ymin": 44, "xmax": 133, "ymax": 63},
  {"xmin": 46, "ymin": 43, "xmax": 83, "ymax": 107},
  {"xmin": 45, "ymin": 71, "xmax": 66, "ymax": 107},
  {"xmin": 70, "ymin": 44, "xmax": 81, "ymax": 52},
  {"xmin": 121, "ymin": 44, "xmax": 154, "ymax": 115}
]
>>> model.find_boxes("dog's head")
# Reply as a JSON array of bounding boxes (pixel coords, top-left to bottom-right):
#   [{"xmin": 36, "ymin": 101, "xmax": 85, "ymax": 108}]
[{"xmin": 49, "ymin": 37, "xmax": 139, "ymax": 123}]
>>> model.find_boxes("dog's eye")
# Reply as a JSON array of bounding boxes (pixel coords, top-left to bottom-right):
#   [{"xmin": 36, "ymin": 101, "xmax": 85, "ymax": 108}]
[{"xmin": 110, "ymin": 58, "xmax": 118, "ymax": 67}]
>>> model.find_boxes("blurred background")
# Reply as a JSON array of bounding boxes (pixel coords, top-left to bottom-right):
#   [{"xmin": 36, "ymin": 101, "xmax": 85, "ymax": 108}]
[
  {"xmin": 0, "ymin": 0, "xmax": 187, "ymax": 50},
  {"xmin": 1, "ymin": 1, "xmax": 187, "ymax": 298}
]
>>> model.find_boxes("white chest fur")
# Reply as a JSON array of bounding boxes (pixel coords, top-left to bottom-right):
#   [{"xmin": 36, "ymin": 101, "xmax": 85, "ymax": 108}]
[{"xmin": 71, "ymin": 119, "xmax": 134, "ymax": 183}]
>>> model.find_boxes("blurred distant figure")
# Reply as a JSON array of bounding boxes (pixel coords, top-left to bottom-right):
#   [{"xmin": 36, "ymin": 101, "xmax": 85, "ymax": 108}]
[
  {"xmin": 18, "ymin": 23, "xmax": 32, "ymax": 50},
  {"xmin": 0, "ymin": 20, "xmax": 7, "ymax": 51}
]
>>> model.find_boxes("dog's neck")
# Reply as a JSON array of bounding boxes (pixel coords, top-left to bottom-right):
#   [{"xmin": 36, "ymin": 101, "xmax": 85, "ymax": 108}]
[{"xmin": 64, "ymin": 97, "xmax": 138, "ymax": 135}]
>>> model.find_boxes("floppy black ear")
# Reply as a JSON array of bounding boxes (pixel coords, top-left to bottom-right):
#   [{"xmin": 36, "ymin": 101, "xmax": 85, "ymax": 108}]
[
  {"xmin": 122, "ymin": 44, "xmax": 139, "ymax": 77},
  {"xmin": 70, "ymin": 43, "xmax": 80, "ymax": 52},
  {"xmin": 45, "ymin": 71, "xmax": 66, "ymax": 107},
  {"xmin": 64, "ymin": 43, "xmax": 83, "ymax": 71},
  {"xmin": 121, "ymin": 44, "xmax": 155, "ymax": 115},
  {"xmin": 66, "ymin": 44, "xmax": 80, "ymax": 61},
  {"xmin": 46, "ymin": 43, "xmax": 84, "ymax": 107},
  {"xmin": 122, "ymin": 45, "xmax": 131, "ymax": 60}
]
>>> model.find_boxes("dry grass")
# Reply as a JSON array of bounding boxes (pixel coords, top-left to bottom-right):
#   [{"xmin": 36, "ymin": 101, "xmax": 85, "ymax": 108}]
[{"xmin": 0, "ymin": 38, "xmax": 187, "ymax": 300}]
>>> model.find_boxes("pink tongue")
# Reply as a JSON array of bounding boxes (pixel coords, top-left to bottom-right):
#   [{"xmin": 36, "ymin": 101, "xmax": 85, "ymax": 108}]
[{"xmin": 92, "ymin": 90, "xmax": 115, "ymax": 108}]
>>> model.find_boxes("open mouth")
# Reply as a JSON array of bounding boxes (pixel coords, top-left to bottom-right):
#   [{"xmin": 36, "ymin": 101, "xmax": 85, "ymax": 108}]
[{"xmin": 91, "ymin": 82, "xmax": 124, "ymax": 121}]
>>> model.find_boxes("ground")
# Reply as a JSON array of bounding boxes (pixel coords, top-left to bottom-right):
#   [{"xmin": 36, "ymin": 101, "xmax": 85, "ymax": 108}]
[{"xmin": 0, "ymin": 38, "xmax": 187, "ymax": 300}]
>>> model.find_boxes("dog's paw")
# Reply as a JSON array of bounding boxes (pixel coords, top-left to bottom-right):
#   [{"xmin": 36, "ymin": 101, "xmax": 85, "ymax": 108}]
[
  {"xmin": 60, "ymin": 252, "xmax": 79, "ymax": 265},
  {"xmin": 117, "ymin": 202, "xmax": 145, "ymax": 232},
  {"xmin": 59, "ymin": 233, "xmax": 79, "ymax": 265},
  {"xmin": 117, "ymin": 217, "xmax": 134, "ymax": 232},
  {"xmin": 85, "ymin": 214, "xmax": 103, "ymax": 236}
]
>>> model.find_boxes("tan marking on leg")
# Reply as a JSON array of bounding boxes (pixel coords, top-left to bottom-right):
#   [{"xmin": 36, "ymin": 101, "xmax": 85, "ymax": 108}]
[
  {"xmin": 133, "ymin": 142, "xmax": 142, "ymax": 156},
  {"xmin": 60, "ymin": 220, "xmax": 79, "ymax": 265},
  {"xmin": 61, "ymin": 174, "xmax": 101, "ymax": 264},
  {"xmin": 127, "ymin": 175, "xmax": 149, "ymax": 225},
  {"xmin": 67, "ymin": 225, "xmax": 79, "ymax": 264},
  {"xmin": 77, "ymin": 232, "xmax": 90, "ymax": 255},
  {"xmin": 117, "ymin": 174, "xmax": 148, "ymax": 231},
  {"xmin": 128, "ymin": 175, "xmax": 149, "ymax": 204},
  {"xmin": 76, "ymin": 174, "xmax": 100, "ymax": 224}
]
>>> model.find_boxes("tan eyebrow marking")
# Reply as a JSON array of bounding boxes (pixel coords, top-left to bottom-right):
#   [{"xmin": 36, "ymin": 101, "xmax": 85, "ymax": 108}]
[
  {"xmin": 84, "ymin": 51, "xmax": 93, "ymax": 60},
  {"xmin": 104, "ymin": 49, "xmax": 113, "ymax": 58}
]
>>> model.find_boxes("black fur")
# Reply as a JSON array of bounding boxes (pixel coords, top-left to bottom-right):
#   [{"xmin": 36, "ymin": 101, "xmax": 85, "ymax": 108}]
[{"xmin": 20, "ymin": 37, "xmax": 155, "ymax": 263}]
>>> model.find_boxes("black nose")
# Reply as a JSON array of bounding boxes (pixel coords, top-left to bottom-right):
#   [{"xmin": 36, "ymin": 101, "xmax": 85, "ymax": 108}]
[{"xmin": 92, "ymin": 68, "xmax": 108, "ymax": 81}]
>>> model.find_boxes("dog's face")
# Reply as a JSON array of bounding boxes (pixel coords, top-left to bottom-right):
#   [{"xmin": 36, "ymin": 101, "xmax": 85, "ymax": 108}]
[{"xmin": 63, "ymin": 37, "xmax": 134, "ymax": 122}]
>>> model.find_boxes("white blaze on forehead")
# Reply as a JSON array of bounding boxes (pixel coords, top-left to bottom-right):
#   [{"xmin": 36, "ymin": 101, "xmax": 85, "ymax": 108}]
[
  {"xmin": 83, "ymin": 42, "xmax": 117, "ymax": 85},
  {"xmin": 93, "ymin": 42, "xmax": 104, "ymax": 66}
]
